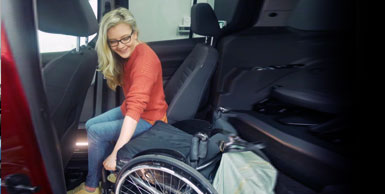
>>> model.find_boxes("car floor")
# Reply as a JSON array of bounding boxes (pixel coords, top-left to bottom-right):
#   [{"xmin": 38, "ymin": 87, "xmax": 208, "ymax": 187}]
[{"xmin": 275, "ymin": 172, "xmax": 317, "ymax": 194}]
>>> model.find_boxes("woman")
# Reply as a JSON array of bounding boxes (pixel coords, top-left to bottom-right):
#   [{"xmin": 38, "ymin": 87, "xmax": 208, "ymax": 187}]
[{"xmin": 71, "ymin": 7, "xmax": 168, "ymax": 194}]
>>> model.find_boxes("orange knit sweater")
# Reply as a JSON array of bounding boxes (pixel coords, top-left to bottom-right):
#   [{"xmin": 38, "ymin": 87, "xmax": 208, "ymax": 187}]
[{"xmin": 120, "ymin": 43, "xmax": 168, "ymax": 124}]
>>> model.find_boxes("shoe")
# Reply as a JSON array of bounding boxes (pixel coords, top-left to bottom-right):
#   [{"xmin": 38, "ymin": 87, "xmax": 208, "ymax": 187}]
[
  {"xmin": 107, "ymin": 173, "xmax": 117, "ymax": 183},
  {"xmin": 67, "ymin": 182, "xmax": 100, "ymax": 194}
]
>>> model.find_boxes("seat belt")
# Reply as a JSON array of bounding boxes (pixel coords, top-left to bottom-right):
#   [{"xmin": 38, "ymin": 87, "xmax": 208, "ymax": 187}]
[{"xmin": 94, "ymin": 71, "xmax": 104, "ymax": 116}]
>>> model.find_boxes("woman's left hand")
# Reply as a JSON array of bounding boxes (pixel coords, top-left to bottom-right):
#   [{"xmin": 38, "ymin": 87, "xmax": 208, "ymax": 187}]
[{"xmin": 103, "ymin": 153, "xmax": 117, "ymax": 171}]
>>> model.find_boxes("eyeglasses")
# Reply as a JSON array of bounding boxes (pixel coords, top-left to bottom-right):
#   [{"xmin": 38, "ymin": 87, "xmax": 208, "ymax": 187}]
[{"xmin": 108, "ymin": 31, "xmax": 134, "ymax": 47}]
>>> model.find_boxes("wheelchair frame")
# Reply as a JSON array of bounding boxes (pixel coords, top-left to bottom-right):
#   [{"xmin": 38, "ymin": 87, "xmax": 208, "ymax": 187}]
[{"xmin": 100, "ymin": 132, "xmax": 268, "ymax": 194}]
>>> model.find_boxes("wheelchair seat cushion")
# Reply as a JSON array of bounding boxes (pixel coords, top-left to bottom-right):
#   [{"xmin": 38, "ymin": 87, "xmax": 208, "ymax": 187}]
[
  {"xmin": 117, "ymin": 121, "xmax": 228, "ymax": 165},
  {"xmin": 117, "ymin": 121, "xmax": 194, "ymax": 161}
]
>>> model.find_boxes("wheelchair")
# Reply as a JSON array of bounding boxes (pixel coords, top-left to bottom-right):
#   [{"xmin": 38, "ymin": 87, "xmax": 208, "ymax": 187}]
[{"xmin": 101, "ymin": 120, "xmax": 269, "ymax": 194}]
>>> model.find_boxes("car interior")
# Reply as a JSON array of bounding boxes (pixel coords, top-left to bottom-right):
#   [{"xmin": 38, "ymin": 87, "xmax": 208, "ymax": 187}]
[{"xmin": 2, "ymin": 0, "xmax": 358, "ymax": 193}]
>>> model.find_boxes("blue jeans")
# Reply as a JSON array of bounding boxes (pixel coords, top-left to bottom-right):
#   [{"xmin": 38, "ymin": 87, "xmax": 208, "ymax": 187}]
[{"xmin": 85, "ymin": 107, "xmax": 152, "ymax": 188}]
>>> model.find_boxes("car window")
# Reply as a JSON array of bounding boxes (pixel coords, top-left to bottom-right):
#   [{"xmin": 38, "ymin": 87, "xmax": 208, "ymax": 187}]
[
  {"xmin": 129, "ymin": 0, "xmax": 215, "ymax": 42},
  {"xmin": 37, "ymin": 0, "xmax": 220, "ymax": 52},
  {"xmin": 37, "ymin": 0, "xmax": 98, "ymax": 53}
]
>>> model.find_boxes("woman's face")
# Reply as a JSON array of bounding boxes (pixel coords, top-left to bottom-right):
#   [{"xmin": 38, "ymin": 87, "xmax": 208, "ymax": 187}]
[{"xmin": 107, "ymin": 23, "xmax": 139, "ymax": 59}]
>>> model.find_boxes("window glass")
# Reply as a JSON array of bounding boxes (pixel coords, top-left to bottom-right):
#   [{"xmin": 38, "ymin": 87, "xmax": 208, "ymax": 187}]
[
  {"xmin": 129, "ymin": 0, "xmax": 215, "ymax": 42},
  {"xmin": 37, "ymin": 0, "xmax": 98, "ymax": 53}
]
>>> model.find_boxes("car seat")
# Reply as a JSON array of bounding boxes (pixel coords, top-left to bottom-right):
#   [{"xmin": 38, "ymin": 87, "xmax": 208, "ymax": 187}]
[
  {"xmin": 164, "ymin": 3, "xmax": 221, "ymax": 124},
  {"xmin": 37, "ymin": 0, "xmax": 99, "ymax": 167}
]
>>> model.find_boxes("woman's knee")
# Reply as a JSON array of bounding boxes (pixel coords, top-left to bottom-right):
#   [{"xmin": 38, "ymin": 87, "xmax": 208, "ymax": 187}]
[
  {"xmin": 85, "ymin": 117, "xmax": 100, "ymax": 131},
  {"xmin": 85, "ymin": 107, "xmax": 123, "ymax": 130},
  {"xmin": 86, "ymin": 121, "xmax": 122, "ymax": 143},
  {"xmin": 86, "ymin": 124, "xmax": 104, "ymax": 143},
  {"xmin": 85, "ymin": 119, "xmax": 93, "ymax": 131},
  {"xmin": 86, "ymin": 124, "xmax": 97, "ymax": 138}
]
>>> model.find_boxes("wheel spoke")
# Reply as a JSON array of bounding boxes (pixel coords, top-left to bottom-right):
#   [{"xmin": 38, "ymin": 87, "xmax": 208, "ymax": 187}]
[
  {"xmin": 162, "ymin": 170, "xmax": 165, "ymax": 193},
  {"xmin": 116, "ymin": 156, "xmax": 214, "ymax": 194},
  {"xmin": 182, "ymin": 185, "xmax": 193, "ymax": 194},
  {"xmin": 176, "ymin": 175, "xmax": 182, "ymax": 192},
  {"xmin": 149, "ymin": 169, "xmax": 166, "ymax": 194},
  {"xmin": 128, "ymin": 174, "xmax": 144, "ymax": 194},
  {"xmin": 169, "ymin": 173, "xmax": 173, "ymax": 194},
  {"xmin": 135, "ymin": 170, "xmax": 152, "ymax": 189},
  {"xmin": 121, "ymin": 181, "xmax": 138, "ymax": 194},
  {"xmin": 130, "ymin": 175, "xmax": 158, "ymax": 194}
]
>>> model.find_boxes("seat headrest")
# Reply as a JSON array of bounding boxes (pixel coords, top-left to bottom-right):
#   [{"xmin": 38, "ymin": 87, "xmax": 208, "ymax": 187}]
[
  {"xmin": 191, "ymin": 3, "xmax": 221, "ymax": 37},
  {"xmin": 36, "ymin": 0, "xmax": 98, "ymax": 36},
  {"xmin": 214, "ymin": 0, "xmax": 261, "ymax": 35}
]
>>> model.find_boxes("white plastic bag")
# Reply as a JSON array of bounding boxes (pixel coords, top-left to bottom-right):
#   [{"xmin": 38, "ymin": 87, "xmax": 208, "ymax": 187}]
[{"xmin": 213, "ymin": 151, "xmax": 277, "ymax": 194}]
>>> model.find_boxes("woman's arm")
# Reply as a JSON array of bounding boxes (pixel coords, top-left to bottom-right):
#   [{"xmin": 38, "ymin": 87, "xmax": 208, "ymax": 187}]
[
  {"xmin": 104, "ymin": 47, "xmax": 160, "ymax": 170},
  {"xmin": 103, "ymin": 115, "xmax": 137, "ymax": 171}
]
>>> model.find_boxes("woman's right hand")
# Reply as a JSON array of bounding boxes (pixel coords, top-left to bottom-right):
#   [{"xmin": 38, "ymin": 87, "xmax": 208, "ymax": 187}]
[{"xmin": 103, "ymin": 152, "xmax": 117, "ymax": 171}]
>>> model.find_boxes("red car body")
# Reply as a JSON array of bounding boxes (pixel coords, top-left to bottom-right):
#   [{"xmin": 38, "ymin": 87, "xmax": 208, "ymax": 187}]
[{"xmin": 2, "ymin": 27, "xmax": 53, "ymax": 194}]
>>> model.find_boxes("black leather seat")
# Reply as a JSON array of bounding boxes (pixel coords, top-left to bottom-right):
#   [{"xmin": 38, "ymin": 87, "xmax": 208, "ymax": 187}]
[
  {"xmin": 37, "ymin": 0, "xmax": 99, "ymax": 166},
  {"xmin": 164, "ymin": 3, "xmax": 221, "ymax": 124}
]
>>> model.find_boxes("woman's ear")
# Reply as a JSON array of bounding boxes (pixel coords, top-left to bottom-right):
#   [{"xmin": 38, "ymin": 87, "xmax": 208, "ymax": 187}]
[{"xmin": 133, "ymin": 31, "xmax": 139, "ymax": 40}]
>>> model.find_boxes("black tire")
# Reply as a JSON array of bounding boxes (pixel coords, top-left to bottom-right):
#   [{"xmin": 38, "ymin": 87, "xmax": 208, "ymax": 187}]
[{"xmin": 115, "ymin": 154, "xmax": 218, "ymax": 194}]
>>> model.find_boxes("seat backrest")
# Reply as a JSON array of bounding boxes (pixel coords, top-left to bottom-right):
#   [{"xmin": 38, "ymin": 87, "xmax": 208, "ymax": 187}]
[
  {"xmin": 164, "ymin": 3, "xmax": 221, "ymax": 124},
  {"xmin": 43, "ymin": 48, "xmax": 97, "ymax": 137},
  {"xmin": 38, "ymin": 0, "xmax": 98, "ymax": 166}
]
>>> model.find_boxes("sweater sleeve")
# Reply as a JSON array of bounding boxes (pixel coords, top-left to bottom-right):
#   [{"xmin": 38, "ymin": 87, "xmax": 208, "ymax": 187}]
[{"xmin": 123, "ymin": 58, "xmax": 158, "ymax": 121}]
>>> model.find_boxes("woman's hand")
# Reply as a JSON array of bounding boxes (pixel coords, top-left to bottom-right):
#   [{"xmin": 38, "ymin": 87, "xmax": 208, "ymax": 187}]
[
  {"xmin": 103, "ymin": 153, "xmax": 117, "ymax": 171},
  {"xmin": 104, "ymin": 116, "xmax": 138, "ymax": 171}
]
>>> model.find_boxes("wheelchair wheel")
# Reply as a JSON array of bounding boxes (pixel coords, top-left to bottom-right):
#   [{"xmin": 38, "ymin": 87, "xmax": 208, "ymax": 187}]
[{"xmin": 115, "ymin": 154, "xmax": 217, "ymax": 194}]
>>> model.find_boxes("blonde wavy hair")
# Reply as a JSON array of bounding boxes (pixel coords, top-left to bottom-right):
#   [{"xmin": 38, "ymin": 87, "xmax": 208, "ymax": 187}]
[{"xmin": 95, "ymin": 7, "xmax": 139, "ymax": 90}]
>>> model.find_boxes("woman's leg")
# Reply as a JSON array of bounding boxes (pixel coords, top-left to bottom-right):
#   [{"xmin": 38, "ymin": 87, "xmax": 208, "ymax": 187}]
[
  {"xmin": 84, "ymin": 107, "xmax": 124, "ymax": 188},
  {"xmin": 132, "ymin": 119, "xmax": 153, "ymax": 137},
  {"xmin": 85, "ymin": 114, "xmax": 152, "ymax": 188},
  {"xmin": 85, "ymin": 107, "xmax": 123, "ymax": 130},
  {"xmin": 85, "ymin": 119, "xmax": 123, "ymax": 188}
]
